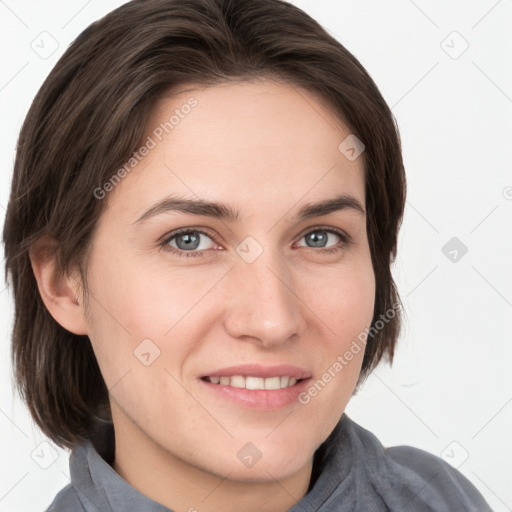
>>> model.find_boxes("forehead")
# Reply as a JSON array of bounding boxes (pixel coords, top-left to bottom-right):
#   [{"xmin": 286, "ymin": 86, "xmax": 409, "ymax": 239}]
[{"xmin": 104, "ymin": 80, "xmax": 365, "ymax": 222}]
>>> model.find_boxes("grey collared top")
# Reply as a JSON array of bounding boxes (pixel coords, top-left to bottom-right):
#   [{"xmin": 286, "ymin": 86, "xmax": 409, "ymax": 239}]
[{"xmin": 45, "ymin": 414, "xmax": 493, "ymax": 511}]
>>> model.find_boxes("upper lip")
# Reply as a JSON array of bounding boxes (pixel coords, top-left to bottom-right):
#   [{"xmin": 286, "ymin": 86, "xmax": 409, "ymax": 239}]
[{"xmin": 200, "ymin": 364, "xmax": 312, "ymax": 380}]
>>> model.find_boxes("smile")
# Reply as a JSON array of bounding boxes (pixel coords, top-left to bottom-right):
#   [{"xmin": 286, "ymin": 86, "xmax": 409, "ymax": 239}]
[{"xmin": 202, "ymin": 375, "xmax": 301, "ymax": 389}]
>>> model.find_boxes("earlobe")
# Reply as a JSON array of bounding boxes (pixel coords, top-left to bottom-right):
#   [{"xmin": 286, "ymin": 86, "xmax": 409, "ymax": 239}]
[{"xmin": 29, "ymin": 235, "xmax": 89, "ymax": 335}]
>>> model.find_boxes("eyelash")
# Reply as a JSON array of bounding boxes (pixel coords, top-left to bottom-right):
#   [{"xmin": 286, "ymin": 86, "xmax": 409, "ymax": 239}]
[{"xmin": 158, "ymin": 226, "xmax": 351, "ymax": 258}]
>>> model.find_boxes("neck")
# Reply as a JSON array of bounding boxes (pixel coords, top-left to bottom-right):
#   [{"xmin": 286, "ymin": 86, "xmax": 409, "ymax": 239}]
[{"xmin": 111, "ymin": 415, "xmax": 314, "ymax": 512}]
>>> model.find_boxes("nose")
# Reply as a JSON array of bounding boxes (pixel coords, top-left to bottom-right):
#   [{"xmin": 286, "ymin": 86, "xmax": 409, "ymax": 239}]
[{"xmin": 223, "ymin": 246, "xmax": 307, "ymax": 348}]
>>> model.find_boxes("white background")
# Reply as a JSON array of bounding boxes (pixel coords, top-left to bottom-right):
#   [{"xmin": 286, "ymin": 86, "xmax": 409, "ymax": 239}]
[{"xmin": 0, "ymin": 1, "xmax": 511, "ymax": 511}]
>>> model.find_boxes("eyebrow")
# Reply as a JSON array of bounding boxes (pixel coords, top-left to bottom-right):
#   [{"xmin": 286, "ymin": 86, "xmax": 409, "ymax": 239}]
[{"xmin": 134, "ymin": 193, "xmax": 365, "ymax": 224}]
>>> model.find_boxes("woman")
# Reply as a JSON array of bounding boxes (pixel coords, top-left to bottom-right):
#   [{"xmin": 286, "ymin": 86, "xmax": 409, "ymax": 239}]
[{"xmin": 2, "ymin": 0, "xmax": 493, "ymax": 510}]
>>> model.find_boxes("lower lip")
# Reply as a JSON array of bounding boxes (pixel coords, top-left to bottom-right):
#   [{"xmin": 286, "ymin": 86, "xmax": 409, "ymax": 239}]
[{"xmin": 199, "ymin": 377, "xmax": 312, "ymax": 411}]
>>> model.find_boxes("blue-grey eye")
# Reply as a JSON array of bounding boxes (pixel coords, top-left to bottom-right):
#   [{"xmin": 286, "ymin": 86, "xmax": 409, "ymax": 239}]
[
  {"xmin": 176, "ymin": 232, "xmax": 200, "ymax": 250},
  {"xmin": 305, "ymin": 230, "xmax": 329, "ymax": 248},
  {"xmin": 168, "ymin": 231, "xmax": 215, "ymax": 252},
  {"xmin": 298, "ymin": 229, "xmax": 342, "ymax": 249}
]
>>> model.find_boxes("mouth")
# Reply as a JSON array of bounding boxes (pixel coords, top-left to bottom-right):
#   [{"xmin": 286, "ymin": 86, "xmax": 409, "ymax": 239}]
[{"xmin": 198, "ymin": 364, "xmax": 312, "ymax": 411}]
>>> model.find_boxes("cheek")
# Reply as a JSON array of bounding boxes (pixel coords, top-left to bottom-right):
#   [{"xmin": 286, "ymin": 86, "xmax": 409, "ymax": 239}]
[
  {"xmin": 118, "ymin": 264, "xmax": 231, "ymax": 351},
  {"xmin": 294, "ymin": 255, "xmax": 375, "ymax": 430},
  {"xmin": 335, "ymin": 269, "xmax": 375, "ymax": 343},
  {"xmin": 303, "ymin": 253, "xmax": 376, "ymax": 347}
]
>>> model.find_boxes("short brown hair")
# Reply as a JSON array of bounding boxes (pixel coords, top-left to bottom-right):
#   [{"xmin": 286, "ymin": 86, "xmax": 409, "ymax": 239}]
[{"xmin": 2, "ymin": 0, "xmax": 406, "ymax": 449}]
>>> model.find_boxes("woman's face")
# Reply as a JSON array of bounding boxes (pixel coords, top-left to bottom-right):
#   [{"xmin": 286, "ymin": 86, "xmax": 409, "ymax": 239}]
[{"xmin": 81, "ymin": 79, "xmax": 375, "ymax": 482}]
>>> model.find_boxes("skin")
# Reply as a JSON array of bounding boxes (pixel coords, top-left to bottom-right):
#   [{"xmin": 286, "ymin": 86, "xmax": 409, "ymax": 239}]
[{"xmin": 30, "ymin": 79, "xmax": 375, "ymax": 512}]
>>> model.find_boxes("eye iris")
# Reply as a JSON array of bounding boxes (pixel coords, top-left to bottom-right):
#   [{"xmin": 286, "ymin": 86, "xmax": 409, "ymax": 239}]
[
  {"xmin": 306, "ymin": 230, "xmax": 328, "ymax": 248},
  {"xmin": 176, "ymin": 232, "xmax": 200, "ymax": 250}
]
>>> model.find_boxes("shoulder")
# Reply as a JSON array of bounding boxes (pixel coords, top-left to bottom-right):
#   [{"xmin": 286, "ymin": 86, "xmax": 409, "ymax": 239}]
[
  {"xmin": 343, "ymin": 416, "xmax": 493, "ymax": 511},
  {"xmin": 385, "ymin": 444, "xmax": 492, "ymax": 509},
  {"xmin": 44, "ymin": 484, "xmax": 84, "ymax": 512}
]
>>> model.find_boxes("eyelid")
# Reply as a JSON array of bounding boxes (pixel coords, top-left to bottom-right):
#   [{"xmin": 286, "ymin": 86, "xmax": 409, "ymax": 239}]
[{"xmin": 158, "ymin": 226, "xmax": 217, "ymax": 242}]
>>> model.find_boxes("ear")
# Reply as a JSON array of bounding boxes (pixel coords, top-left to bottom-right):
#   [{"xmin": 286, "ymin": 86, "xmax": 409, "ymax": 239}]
[{"xmin": 29, "ymin": 235, "xmax": 89, "ymax": 335}]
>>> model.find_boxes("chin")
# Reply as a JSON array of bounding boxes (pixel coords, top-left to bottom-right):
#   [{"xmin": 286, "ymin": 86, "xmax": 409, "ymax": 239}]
[{"xmin": 229, "ymin": 435, "xmax": 313, "ymax": 481}]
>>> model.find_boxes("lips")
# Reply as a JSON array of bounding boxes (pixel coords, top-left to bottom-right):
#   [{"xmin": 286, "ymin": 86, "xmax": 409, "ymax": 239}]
[
  {"xmin": 198, "ymin": 365, "xmax": 311, "ymax": 412},
  {"xmin": 198, "ymin": 364, "xmax": 312, "ymax": 410}
]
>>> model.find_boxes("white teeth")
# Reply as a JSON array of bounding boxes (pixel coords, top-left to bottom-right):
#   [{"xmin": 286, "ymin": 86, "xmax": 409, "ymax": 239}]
[
  {"xmin": 206, "ymin": 375, "xmax": 300, "ymax": 389},
  {"xmin": 246, "ymin": 376, "xmax": 264, "ymax": 390},
  {"xmin": 230, "ymin": 375, "xmax": 246, "ymax": 388},
  {"xmin": 264, "ymin": 376, "xmax": 281, "ymax": 390}
]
